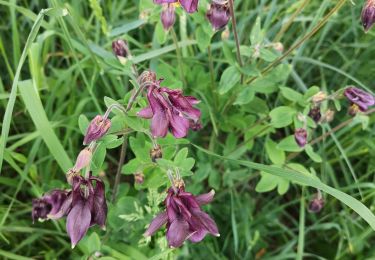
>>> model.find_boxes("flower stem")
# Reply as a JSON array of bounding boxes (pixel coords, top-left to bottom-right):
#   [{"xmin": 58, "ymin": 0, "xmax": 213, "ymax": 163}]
[
  {"xmin": 171, "ymin": 28, "xmax": 187, "ymax": 86},
  {"xmin": 228, "ymin": 0, "xmax": 244, "ymax": 83},
  {"xmin": 111, "ymin": 137, "xmax": 128, "ymax": 202}
]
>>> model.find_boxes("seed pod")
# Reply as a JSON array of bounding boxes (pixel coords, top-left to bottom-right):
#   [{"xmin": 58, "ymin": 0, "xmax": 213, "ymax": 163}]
[{"xmin": 150, "ymin": 144, "xmax": 162, "ymax": 162}]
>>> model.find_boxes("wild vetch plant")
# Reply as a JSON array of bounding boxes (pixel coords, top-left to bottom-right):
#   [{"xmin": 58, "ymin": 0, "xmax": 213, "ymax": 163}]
[{"xmin": 2, "ymin": 0, "xmax": 375, "ymax": 258}]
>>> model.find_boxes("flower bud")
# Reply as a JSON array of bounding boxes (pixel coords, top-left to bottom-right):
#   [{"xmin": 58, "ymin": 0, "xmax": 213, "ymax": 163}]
[
  {"xmin": 308, "ymin": 193, "xmax": 324, "ymax": 213},
  {"xmin": 308, "ymin": 107, "xmax": 321, "ymax": 123},
  {"xmin": 139, "ymin": 70, "xmax": 157, "ymax": 86},
  {"xmin": 112, "ymin": 40, "xmax": 128, "ymax": 58},
  {"xmin": 134, "ymin": 172, "xmax": 145, "ymax": 184},
  {"xmin": 311, "ymin": 91, "xmax": 327, "ymax": 104},
  {"xmin": 83, "ymin": 115, "xmax": 111, "ymax": 145},
  {"xmin": 320, "ymin": 109, "xmax": 335, "ymax": 123},
  {"xmin": 206, "ymin": 2, "xmax": 230, "ymax": 30},
  {"xmin": 161, "ymin": 4, "xmax": 176, "ymax": 31},
  {"xmin": 361, "ymin": 0, "xmax": 375, "ymax": 32},
  {"xmin": 150, "ymin": 144, "xmax": 162, "ymax": 162},
  {"xmin": 74, "ymin": 148, "xmax": 92, "ymax": 171},
  {"xmin": 273, "ymin": 42, "xmax": 284, "ymax": 53},
  {"xmin": 294, "ymin": 128, "xmax": 307, "ymax": 148}
]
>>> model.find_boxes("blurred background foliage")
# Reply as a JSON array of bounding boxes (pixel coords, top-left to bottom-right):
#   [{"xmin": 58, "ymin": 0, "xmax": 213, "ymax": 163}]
[{"xmin": 1, "ymin": 0, "xmax": 375, "ymax": 259}]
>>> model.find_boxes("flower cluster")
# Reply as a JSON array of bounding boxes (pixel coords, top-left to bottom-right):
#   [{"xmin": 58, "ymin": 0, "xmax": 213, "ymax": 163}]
[
  {"xmin": 32, "ymin": 174, "xmax": 107, "ymax": 248},
  {"xmin": 137, "ymin": 75, "xmax": 202, "ymax": 138},
  {"xmin": 144, "ymin": 183, "xmax": 219, "ymax": 248}
]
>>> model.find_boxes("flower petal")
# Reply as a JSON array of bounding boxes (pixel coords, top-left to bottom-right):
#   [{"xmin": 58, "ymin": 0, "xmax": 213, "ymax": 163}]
[
  {"xmin": 66, "ymin": 199, "xmax": 92, "ymax": 248},
  {"xmin": 151, "ymin": 108, "xmax": 169, "ymax": 137},
  {"xmin": 169, "ymin": 112, "xmax": 189, "ymax": 138},
  {"xmin": 144, "ymin": 211, "xmax": 168, "ymax": 236},
  {"xmin": 91, "ymin": 178, "xmax": 107, "ymax": 229},
  {"xmin": 166, "ymin": 219, "xmax": 190, "ymax": 248},
  {"xmin": 194, "ymin": 210, "xmax": 220, "ymax": 237},
  {"xmin": 179, "ymin": 0, "xmax": 199, "ymax": 13},
  {"xmin": 137, "ymin": 107, "xmax": 153, "ymax": 118},
  {"xmin": 195, "ymin": 190, "xmax": 215, "ymax": 206}
]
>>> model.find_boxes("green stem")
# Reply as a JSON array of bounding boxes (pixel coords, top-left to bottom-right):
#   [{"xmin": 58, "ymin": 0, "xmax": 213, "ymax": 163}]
[{"xmin": 171, "ymin": 28, "xmax": 186, "ymax": 86}]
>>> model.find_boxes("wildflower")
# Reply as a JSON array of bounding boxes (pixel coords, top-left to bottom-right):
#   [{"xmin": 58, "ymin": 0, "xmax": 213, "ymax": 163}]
[
  {"xmin": 361, "ymin": 0, "xmax": 375, "ymax": 32},
  {"xmin": 154, "ymin": 0, "xmax": 199, "ymax": 13},
  {"xmin": 83, "ymin": 115, "xmax": 111, "ymax": 145},
  {"xmin": 144, "ymin": 185, "xmax": 219, "ymax": 248},
  {"xmin": 33, "ymin": 174, "xmax": 107, "ymax": 248},
  {"xmin": 294, "ymin": 128, "xmax": 307, "ymax": 148},
  {"xmin": 32, "ymin": 190, "xmax": 69, "ymax": 223},
  {"xmin": 308, "ymin": 193, "xmax": 324, "ymax": 213},
  {"xmin": 308, "ymin": 107, "xmax": 321, "ymax": 123},
  {"xmin": 137, "ymin": 80, "xmax": 201, "ymax": 138},
  {"xmin": 206, "ymin": 1, "xmax": 230, "ymax": 30},
  {"xmin": 161, "ymin": 4, "xmax": 176, "ymax": 30},
  {"xmin": 344, "ymin": 86, "xmax": 374, "ymax": 112},
  {"xmin": 112, "ymin": 39, "xmax": 128, "ymax": 58}
]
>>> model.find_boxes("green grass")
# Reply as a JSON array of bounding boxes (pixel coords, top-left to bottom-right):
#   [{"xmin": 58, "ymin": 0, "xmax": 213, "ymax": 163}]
[{"xmin": 1, "ymin": 0, "xmax": 375, "ymax": 259}]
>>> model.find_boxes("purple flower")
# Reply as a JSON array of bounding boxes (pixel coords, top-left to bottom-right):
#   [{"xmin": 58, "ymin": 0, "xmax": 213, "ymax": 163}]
[
  {"xmin": 32, "ymin": 190, "xmax": 69, "ymax": 223},
  {"xmin": 112, "ymin": 39, "xmax": 128, "ymax": 58},
  {"xmin": 294, "ymin": 128, "xmax": 307, "ymax": 148},
  {"xmin": 83, "ymin": 115, "xmax": 111, "ymax": 145},
  {"xmin": 308, "ymin": 107, "xmax": 321, "ymax": 123},
  {"xmin": 344, "ymin": 86, "xmax": 375, "ymax": 112},
  {"xmin": 362, "ymin": 0, "xmax": 375, "ymax": 32},
  {"xmin": 206, "ymin": 2, "xmax": 230, "ymax": 30},
  {"xmin": 144, "ymin": 187, "xmax": 219, "ymax": 248},
  {"xmin": 137, "ymin": 83, "xmax": 201, "ymax": 139},
  {"xmin": 161, "ymin": 4, "xmax": 176, "ymax": 31},
  {"xmin": 308, "ymin": 193, "xmax": 324, "ymax": 213},
  {"xmin": 154, "ymin": 0, "xmax": 199, "ymax": 13},
  {"xmin": 32, "ymin": 175, "xmax": 107, "ymax": 248}
]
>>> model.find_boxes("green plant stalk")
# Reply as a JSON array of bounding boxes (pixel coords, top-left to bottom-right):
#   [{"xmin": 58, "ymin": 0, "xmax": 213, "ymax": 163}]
[
  {"xmin": 171, "ymin": 28, "xmax": 186, "ymax": 86},
  {"xmin": 296, "ymin": 188, "xmax": 305, "ymax": 260}
]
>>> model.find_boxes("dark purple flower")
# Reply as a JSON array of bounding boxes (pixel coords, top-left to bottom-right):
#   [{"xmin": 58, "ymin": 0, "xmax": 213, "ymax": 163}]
[
  {"xmin": 137, "ymin": 82, "xmax": 201, "ymax": 139},
  {"xmin": 161, "ymin": 4, "xmax": 176, "ymax": 31},
  {"xmin": 294, "ymin": 128, "xmax": 307, "ymax": 148},
  {"xmin": 362, "ymin": 0, "xmax": 375, "ymax": 32},
  {"xmin": 344, "ymin": 86, "xmax": 375, "ymax": 112},
  {"xmin": 83, "ymin": 115, "xmax": 111, "ymax": 145},
  {"xmin": 32, "ymin": 175, "xmax": 107, "ymax": 248},
  {"xmin": 206, "ymin": 2, "xmax": 230, "ymax": 30},
  {"xmin": 32, "ymin": 190, "xmax": 69, "ymax": 223},
  {"xmin": 112, "ymin": 39, "xmax": 128, "ymax": 58},
  {"xmin": 154, "ymin": 0, "xmax": 199, "ymax": 13},
  {"xmin": 308, "ymin": 193, "xmax": 324, "ymax": 213},
  {"xmin": 308, "ymin": 107, "xmax": 321, "ymax": 123},
  {"xmin": 144, "ymin": 187, "xmax": 219, "ymax": 248}
]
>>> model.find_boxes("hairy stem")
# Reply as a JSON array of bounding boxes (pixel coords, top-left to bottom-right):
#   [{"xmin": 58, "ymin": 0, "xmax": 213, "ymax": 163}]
[{"xmin": 112, "ymin": 137, "xmax": 128, "ymax": 202}]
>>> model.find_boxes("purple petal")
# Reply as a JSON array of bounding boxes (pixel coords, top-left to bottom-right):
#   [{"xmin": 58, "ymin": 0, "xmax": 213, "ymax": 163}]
[
  {"xmin": 188, "ymin": 228, "xmax": 208, "ymax": 243},
  {"xmin": 206, "ymin": 3, "xmax": 231, "ymax": 30},
  {"xmin": 66, "ymin": 199, "xmax": 92, "ymax": 248},
  {"xmin": 151, "ymin": 109, "xmax": 169, "ymax": 137},
  {"xmin": 47, "ymin": 192, "xmax": 73, "ymax": 220},
  {"xmin": 194, "ymin": 210, "xmax": 220, "ymax": 237},
  {"xmin": 144, "ymin": 211, "xmax": 168, "ymax": 236},
  {"xmin": 169, "ymin": 112, "xmax": 189, "ymax": 138},
  {"xmin": 154, "ymin": 0, "xmax": 177, "ymax": 4},
  {"xmin": 83, "ymin": 115, "xmax": 111, "ymax": 145},
  {"xmin": 91, "ymin": 178, "xmax": 107, "ymax": 229},
  {"xmin": 166, "ymin": 219, "xmax": 190, "ymax": 248},
  {"xmin": 195, "ymin": 190, "xmax": 215, "ymax": 206},
  {"xmin": 184, "ymin": 96, "xmax": 200, "ymax": 105},
  {"xmin": 179, "ymin": 0, "xmax": 199, "ymax": 13},
  {"xmin": 137, "ymin": 107, "xmax": 153, "ymax": 118}
]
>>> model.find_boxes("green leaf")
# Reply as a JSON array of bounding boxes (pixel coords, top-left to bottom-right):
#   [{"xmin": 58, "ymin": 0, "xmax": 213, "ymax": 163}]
[
  {"xmin": 269, "ymin": 106, "xmax": 296, "ymax": 128},
  {"xmin": 219, "ymin": 66, "xmax": 241, "ymax": 94},
  {"xmin": 195, "ymin": 26, "xmax": 212, "ymax": 51},
  {"xmin": 256, "ymin": 172, "xmax": 289, "ymax": 195},
  {"xmin": 265, "ymin": 138, "xmax": 285, "ymax": 165},
  {"xmin": 234, "ymin": 87, "xmax": 255, "ymax": 105},
  {"xmin": 277, "ymin": 135, "xmax": 303, "ymax": 152},
  {"xmin": 19, "ymin": 80, "xmax": 72, "ymax": 172},
  {"xmin": 155, "ymin": 21, "xmax": 167, "ymax": 45},
  {"xmin": 280, "ymin": 87, "xmax": 303, "ymax": 102},
  {"xmin": 250, "ymin": 16, "xmax": 263, "ymax": 45},
  {"xmin": 193, "ymin": 144, "xmax": 375, "ymax": 231},
  {"xmin": 78, "ymin": 114, "xmax": 89, "ymax": 135},
  {"xmin": 305, "ymin": 144, "xmax": 322, "ymax": 163}
]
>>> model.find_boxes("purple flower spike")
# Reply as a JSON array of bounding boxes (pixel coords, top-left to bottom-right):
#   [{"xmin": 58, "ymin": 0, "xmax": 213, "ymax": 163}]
[
  {"xmin": 137, "ymin": 76, "xmax": 202, "ymax": 139},
  {"xmin": 206, "ymin": 2, "xmax": 230, "ymax": 30},
  {"xmin": 32, "ymin": 190, "xmax": 68, "ymax": 223},
  {"xmin": 362, "ymin": 0, "xmax": 375, "ymax": 32},
  {"xmin": 344, "ymin": 86, "xmax": 375, "ymax": 112},
  {"xmin": 83, "ymin": 115, "xmax": 111, "ymax": 145},
  {"xmin": 294, "ymin": 128, "xmax": 307, "ymax": 148},
  {"xmin": 144, "ymin": 186, "xmax": 219, "ymax": 248},
  {"xmin": 161, "ymin": 4, "xmax": 176, "ymax": 31},
  {"xmin": 180, "ymin": 0, "xmax": 199, "ymax": 13}
]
